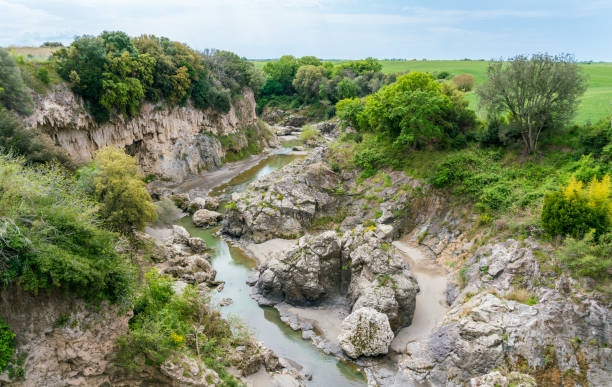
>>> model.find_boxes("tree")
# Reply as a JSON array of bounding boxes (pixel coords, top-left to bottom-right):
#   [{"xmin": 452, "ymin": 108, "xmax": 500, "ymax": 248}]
[
  {"xmin": 0, "ymin": 48, "xmax": 33, "ymax": 114},
  {"xmin": 100, "ymin": 31, "xmax": 137, "ymax": 55},
  {"xmin": 297, "ymin": 56, "xmax": 322, "ymax": 67},
  {"xmin": 292, "ymin": 65, "xmax": 327, "ymax": 102},
  {"xmin": 54, "ymin": 36, "xmax": 108, "ymax": 121},
  {"xmin": 334, "ymin": 57, "xmax": 382, "ymax": 76},
  {"xmin": 262, "ymin": 55, "xmax": 298, "ymax": 94},
  {"xmin": 541, "ymin": 175, "xmax": 612, "ymax": 238},
  {"xmin": 477, "ymin": 54, "xmax": 587, "ymax": 153},
  {"xmin": 356, "ymin": 72, "xmax": 475, "ymax": 148},
  {"xmin": 100, "ymin": 51, "xmax": 145, "ymax": 116},
  {"xmin": 92, "ymin": 147, "xmax": 157, "ymax": 233},
  {"xmin": 452, "ymin": 73, "xmax": 474, "ymax": 91},
  {"xmin": 336, "ymin": 97, "xmax": 365, "ymax": 128},
  {"xmin": 337, "ymin": 78, "xmax": 358, "ymax": 100}
]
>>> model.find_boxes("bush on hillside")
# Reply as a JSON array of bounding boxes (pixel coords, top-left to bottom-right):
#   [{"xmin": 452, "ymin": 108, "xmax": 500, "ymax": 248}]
[
  {"xmin": 0, "ymin": 154, "xmax": 131, "ymax": 301},
  {"xmin": 557, "ymin": 232, "xmax": 612, "ymax": 280},
  {"xmin": 0, "ymin": 318, "xmax": 15, "ymax": 372},
  {"xmin": 452, "ymin": 73, "xmax": 475, "ymax": 91},
  {"xmin": 579, "ymin": 117, "xmax": 612, "ymax": 156},
  {"xmin": 336, "ymin": 97, "xmax": 365, "ymax": 129},
  {"xmin": 337, "ymin": 72, "xmax": 476, "ymax": 149},
  {"xmin": 36, "ymin": 67, "xmax": 50, "ymax": 84},
  {"xmin": 0, "ymin": 49, "xmax": 33, "ymax": 115},
  {"xmin": 118, "ymin": 271, "xmax": 243, "ymax": 384},
  {"xmin": 541, "ymin": 175, "xmax": 612, "ymax": 238},
  {"xmin": 89, "ymin": 147, "xmax": 157, "ymax": 234},
  {"xmin": 0, "ymin": 107, "xmax": 71, "ymax": 166}
]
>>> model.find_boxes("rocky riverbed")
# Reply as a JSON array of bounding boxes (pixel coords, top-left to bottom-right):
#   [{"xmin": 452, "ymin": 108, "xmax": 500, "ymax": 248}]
[{"xmin": 217, "ymin": 133, "xmax": 612, "ymax": 386}]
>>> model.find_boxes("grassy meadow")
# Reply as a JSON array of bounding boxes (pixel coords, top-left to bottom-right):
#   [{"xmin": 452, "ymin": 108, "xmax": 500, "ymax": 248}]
[
  {"xmin": 7, "ymin": 46, "xmax": 60, "ymax": 62},
  {"xmin": 251, "ymin": 59, "xmax": 612, "ymax": 124}
]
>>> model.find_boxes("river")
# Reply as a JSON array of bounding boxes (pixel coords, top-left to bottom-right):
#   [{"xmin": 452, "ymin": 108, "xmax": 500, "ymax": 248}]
[{"xmin": 153, "ymin": 147, "xmax": 366, "ymax": 386}]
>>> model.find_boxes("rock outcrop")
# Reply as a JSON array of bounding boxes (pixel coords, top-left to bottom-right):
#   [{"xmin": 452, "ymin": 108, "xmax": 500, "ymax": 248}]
[
  {"xmin": 160, "ymin": 355, "xmax": 220, "ymax": 386},
  {"xmin": 379, "ymin": 239, "xmax": 612, "ymax": 387},
  {"xmin": 192, "ymin": 209, "xmax": 222, "ymax": 227},
  {"xmin": 0, "ymin": 285, "xmax": 131, "ymax": 386},
  {"xmin": 156, "ymin": 225, "xmax": 217, "ymax": 287},
  {"xmin": 256, "ymin": 225, "xmax": 419, "ymax": 335},
  {"xmin": 469, "ymin": 370, "xmax": 536, "ymax": 387},
  {"xmin": 222, "ymin": 148, "xmax": 341, "ymax": 242},
  {"xmin": 27, "ymin": 85, "xmax": 267, "ymax": 182},
  {"xmin": 338, "ymin": 307, "xmax": 395, "ymax": 359}
]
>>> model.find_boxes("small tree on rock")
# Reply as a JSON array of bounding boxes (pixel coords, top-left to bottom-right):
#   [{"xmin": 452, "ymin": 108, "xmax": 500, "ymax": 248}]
[
  {"xmin": 477, "ymin": 53, "xmax": 587, "ymax": 154},
  {"xmin": 93, "ymin": 147, "xmax": 157, "ymax": 233}
]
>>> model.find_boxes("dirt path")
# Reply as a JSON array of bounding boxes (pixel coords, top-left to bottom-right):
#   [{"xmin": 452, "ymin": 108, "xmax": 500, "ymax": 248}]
[{"xmin": 390, "ymin": 241, "xmax": 449, "ymax": 353}]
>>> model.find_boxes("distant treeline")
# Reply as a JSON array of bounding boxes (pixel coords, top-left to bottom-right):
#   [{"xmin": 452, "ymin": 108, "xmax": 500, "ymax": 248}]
[{"xmin": 256, "ymin": 55, "xmax": 399, "ymax": 116}]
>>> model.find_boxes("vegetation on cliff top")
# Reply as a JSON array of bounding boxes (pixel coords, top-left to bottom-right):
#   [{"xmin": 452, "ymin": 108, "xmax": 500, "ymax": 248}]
[{"xmin": 53, "ymin": 31, "xmax": 264, "ymax": 122}]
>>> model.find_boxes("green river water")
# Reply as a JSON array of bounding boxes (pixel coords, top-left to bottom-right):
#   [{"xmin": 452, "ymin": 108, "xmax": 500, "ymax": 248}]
[{"xmin": 172, "ymin": 150, "xmax": 366, "ymax": 386}]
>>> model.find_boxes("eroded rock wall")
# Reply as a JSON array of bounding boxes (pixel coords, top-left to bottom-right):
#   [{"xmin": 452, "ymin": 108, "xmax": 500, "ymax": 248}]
[
  {"xmin": 26, "ymin": 86, "xmax": 261, "ymax": 182},
  {"xmin": 0, "ymin": 286, "xmax": 133, "ymax": 386}
]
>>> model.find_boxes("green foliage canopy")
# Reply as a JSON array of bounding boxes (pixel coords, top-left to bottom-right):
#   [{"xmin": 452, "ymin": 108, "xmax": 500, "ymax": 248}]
[
  {"xmin": 337, "ymin": 72, "xmax": 476, "ymax": 148},
  {"xmin": 90, "ymin": 147, "xmax": 158, "ymax": 234},
  {"xmin": 0, "ymin": 48, "xmax": 33, "ymax": 115},
  {"xmin": 477, "ymin": 53, "xmax": 587, "ymax": 153},
  {"xmin": 0, "ymin": 154, "xmax": 132, "ymax": 301},
  {"xmin": 0, "ymin": 318, "xmax": 15, "ymax": 372},
  {"xmin": 54, "ymin": 32, "xmax": 261, "ymax": 122},
  {"xmin": 292, "ymin": 65, "xmax": 327, "ymax": 102}
]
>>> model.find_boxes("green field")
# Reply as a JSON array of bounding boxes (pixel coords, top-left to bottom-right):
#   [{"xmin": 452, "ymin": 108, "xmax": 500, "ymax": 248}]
[{"xmin": 251, "ymin": 59, "xmax": 612, "ymax": 124}]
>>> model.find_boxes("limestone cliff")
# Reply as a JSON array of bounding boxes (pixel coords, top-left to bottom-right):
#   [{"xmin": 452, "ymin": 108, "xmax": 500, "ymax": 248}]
[
  {"xmin": 26, "ymin": 85, "xmax": 263, "ymax": 182},
  {"xmin": 0, "ymin": 286, "xmax": 132, "ymax": 386}
]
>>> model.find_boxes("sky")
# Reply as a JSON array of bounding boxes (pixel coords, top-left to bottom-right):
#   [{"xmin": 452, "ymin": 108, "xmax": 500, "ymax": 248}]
[{"xmin": 1, "ymin": 0, "xmax": 610, "ymax": 61}]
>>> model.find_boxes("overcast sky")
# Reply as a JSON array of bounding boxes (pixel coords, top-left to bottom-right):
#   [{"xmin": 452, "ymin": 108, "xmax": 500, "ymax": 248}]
[{"xmin": 1, "ymin": 0, "xmax": 610, "ymax": 60}]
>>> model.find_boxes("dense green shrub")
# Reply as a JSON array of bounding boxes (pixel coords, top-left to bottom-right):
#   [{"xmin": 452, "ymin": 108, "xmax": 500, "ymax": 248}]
[
  {"xmin": 262, "ymin": 55, "xmax": 299, "ymax": 95},
  {"xmin": 36, "ymin": 67, "xmax": 50, "ymax": 84},
  {"xmin": 579, "ymin": 117, "xmax": 612, "ymax": 156},
  {"xmin": 258, "ymin": 56, "xmax": 391, "ymax": 110},
  {"xmin": 0, "ymin": 154, "xmax": 132, "ymax": 301},
  {"xmin": 334, "ymin": 57, "xmax": 382, "ymax": 75},
  {"xmin": 118, "ymin": 271, "xmax": 242, "ymax": 385},
  {"xmin": 339, "ymin": 72, "xmax": 476, "ymax": 149},
  {"xmin": 354, "ymin": 147, "xmax": 386, "ymax": 178},
  {"xmin": 0, "ymin": 318, "xmax": 15, "ymax": 372},
  {"xmin": 89, "ymin": 147, "xmax": 158, "ymax": 234},
  {"xmin": 336, "ymin": 78, "xmax": 358, "ymax": 100},
  {"xmin": 0, "ymin": 49, "xmax": 33, "ymax": 115},
  {"xmin": 541, "ymin": 175, "xmax": 611, "ymax": 238},
  {"xmin": 336, "ymin": 98, "xmax": 365, "ymax": 128},
  {"xmin": 557, "ymin": 232, "xmax": 612, "ymax": 279},
  {"xmin": 0, "ymin": 107, "xmax": 70, "ymax": 165},
  {"xmin": 452, "ymin": 73, "xmax": 475, "ymax": 91},
  {"xmin": 292, "ymin": 65, "xmax": 327, "ymax": 102}
]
